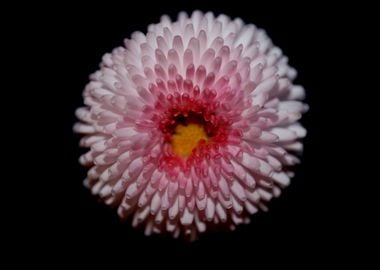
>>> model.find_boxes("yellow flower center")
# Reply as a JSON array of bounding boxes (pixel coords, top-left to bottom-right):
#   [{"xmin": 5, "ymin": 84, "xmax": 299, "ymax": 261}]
[{"xmin": 171, "ymin": 122, "xmax": 209, "ymax": 157}]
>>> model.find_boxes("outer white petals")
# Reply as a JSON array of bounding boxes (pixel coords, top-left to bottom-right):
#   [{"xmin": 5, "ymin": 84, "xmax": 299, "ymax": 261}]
[
  {"xmin": 266, "ymin": 155, "xmax": 282, "ymax": 171},
  {"xmin": 270, "ymin": 127, "xmax": 298, "ymax": 142},
  {"xmin": 288, "ymin": 124, "xmax": 307, "ymax": 138},
  {"xmin": 254, "ymin": 76, "xmax": 278, "ymax": 95},
  {"xmin": 231, "ymin": 181, "xmax": 247, "ymax": 201},
  {"xmin": 75, "ymin": 107, "xmax": 92, "ymax": 123},
  {"xmin": 287, "ymin": 85, "xmax": 305, "ymax": 100},
  {"xmin": 150, "ymin": 192, "xmax": 161, "ymax": 214},
  {"xmin": 278, "ymin": 100, "xmax": 309, "ymax": 114},
  {"xmin": 257, "ymin": 159, "xmax": 273, "ymax": 177},
  {"xmin": 73, "ymin": 123, "xmax": 96, "ymax": 134},
  {"xmin": 180, "ymin": 208, "xmax": 194, "ymax": 225},
  {"xmin": 244, "ymin": 201, "xmax": 258, "ymax": 214},
  {"xmin": 113, "ymin": 127, "xmax": 138, "ymax": 139},
  {"xmin": 284, "ymin": 142, "xmax": 303, "ymax": 152},
  {"xmin": 234, "ymin": 24, "xmax": 256, "ymax": 48},
  {"xmin": 240, "ymin": 152, "xmax": 260, "ymax": 171},
  {"xmin": 271, "ymin": 171, "xmax": 291, "ymax": 187},
  {"xmin": 195, "ymin": 212, "xmax": 207, "ymax": 232},
  {"xmin": 205, "ymin": 198, "xmax": 216, "ymax": 221},
  {"xmin": 169, "ymin": 198, "xmax": 179, "ymax": 219},
  {"xmin": 216, "ymin": 203, "xmax": 227, "ymax": 222},
  {"xmin": 251, "ymin": 93, "xmax": 269, "ymax": 107},
  {"xmin": 255, "ymin": 131, "xmax": 279, "ymax": 143},
  {"xmin": 218, "ymin": 176, "xmax": 230, "ymax": 199}
]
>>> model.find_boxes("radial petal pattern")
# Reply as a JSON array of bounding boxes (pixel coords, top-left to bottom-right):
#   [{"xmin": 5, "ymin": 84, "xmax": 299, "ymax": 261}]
[{"xmin": 75, "ymin": 11, "xmax": 308, "ymax": 240}]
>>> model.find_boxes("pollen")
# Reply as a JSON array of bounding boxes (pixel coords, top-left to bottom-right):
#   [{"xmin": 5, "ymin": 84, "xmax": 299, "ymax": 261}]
[{"xmin": 171, "ymin": 122, "xmax": 209, "ymax": 157}]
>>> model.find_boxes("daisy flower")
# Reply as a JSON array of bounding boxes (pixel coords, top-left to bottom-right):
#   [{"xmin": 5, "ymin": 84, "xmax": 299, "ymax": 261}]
[{"xmin": 74, "ymin": 11, "xmax": 308, "ymax": 240}]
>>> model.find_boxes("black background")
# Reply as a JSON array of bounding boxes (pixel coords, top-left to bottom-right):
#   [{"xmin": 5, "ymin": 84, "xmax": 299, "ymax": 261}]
[{"xmin": 26, "ymin": 0, "xmax": 361, "ymax": 266}]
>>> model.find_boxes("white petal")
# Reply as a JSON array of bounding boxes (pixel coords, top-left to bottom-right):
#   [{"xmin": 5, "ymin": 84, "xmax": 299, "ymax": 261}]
[
  {"xmin": 150, "ymin": 192, "xmax": 161, "ymax": 214},
  {"xmin": 231, "ymin": 181, "xmax": 247, "ymax": 201},
  {"xmin": 240, "ymin": 152, "xmax": 260, "ymax": 171},
  {"xmin": 271, "ymin": 172, "xmax": 291, "ymax": 187},
  {"xmin": 206, "ymin": 198, "xmax": 215, "ymax": 221},
  {"xmin": 180, "ymin": 207, "xmax": 194, "ymax": 225}
]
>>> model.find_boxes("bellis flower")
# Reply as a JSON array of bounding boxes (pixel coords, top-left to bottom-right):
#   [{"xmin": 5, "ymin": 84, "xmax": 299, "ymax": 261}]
[{"xmin": 75, "ymin": 11, "xmax": 308, "ymax": 240}]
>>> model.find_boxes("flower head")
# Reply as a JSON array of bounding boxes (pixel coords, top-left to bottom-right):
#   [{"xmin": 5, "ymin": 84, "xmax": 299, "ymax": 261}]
[{"xmin": 75, "ymin": 11, "xmax": 308, "ymax": 240}]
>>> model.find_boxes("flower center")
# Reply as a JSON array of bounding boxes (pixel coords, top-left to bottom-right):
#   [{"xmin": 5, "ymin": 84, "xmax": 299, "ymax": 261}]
[
  {"xmin": 171, "ymin": 120, "xmax": 209, "ymax": 157},
  {"xmin": 157, "ymin": 94, "xmax": 233, "ymax": 166}
]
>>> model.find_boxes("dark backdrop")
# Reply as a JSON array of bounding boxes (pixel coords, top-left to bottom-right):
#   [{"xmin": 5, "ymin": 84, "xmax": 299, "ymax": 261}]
[{"xmin": 38, "ymin": 0, "xmax": 353, "ymax": 266}]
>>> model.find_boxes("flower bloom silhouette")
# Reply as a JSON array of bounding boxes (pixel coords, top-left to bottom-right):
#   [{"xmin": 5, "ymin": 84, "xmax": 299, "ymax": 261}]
[{"xmin": 75, "ymin": 11, "xmax": 308, "ymax": 240}]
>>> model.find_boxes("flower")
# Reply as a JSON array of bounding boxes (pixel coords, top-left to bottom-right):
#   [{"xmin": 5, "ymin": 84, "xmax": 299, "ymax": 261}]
[{"xmin": 74, "ymin": 11, "xmax": 308, "ymax": 240}]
